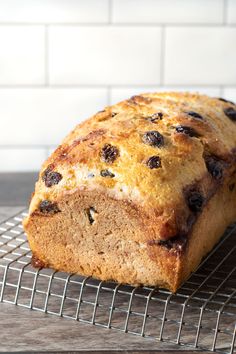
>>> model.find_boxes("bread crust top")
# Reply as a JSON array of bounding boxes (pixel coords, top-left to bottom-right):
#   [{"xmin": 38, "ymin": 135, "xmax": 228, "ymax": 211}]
[{"xmin": 29, "ymin": 92, "xmax": 236, "ymax": 242}]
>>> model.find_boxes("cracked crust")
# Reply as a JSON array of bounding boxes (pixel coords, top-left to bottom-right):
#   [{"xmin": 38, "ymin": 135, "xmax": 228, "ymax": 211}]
[{"xmin": 23, "ymin": 92, "xmax": 236, "ymax": 292}]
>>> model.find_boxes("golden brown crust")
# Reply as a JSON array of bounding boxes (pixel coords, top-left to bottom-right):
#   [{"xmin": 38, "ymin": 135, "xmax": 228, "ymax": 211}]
[{"xmin": 23, "ymin": 92, "xmax": 236, "ymax": 292}]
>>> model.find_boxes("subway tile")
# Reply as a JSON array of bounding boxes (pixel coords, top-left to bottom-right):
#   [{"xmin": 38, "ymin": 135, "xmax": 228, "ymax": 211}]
[
  {"xmin": 0, "ymin": 26, "xmax": 45, "ymax": 84},
  {"xmin": 226, "ymin": 0, "xmax": 236, "ymax": 24},
  {"xmin": 0, "ymin": 0, "xmax": 109, "ymax": 23},
  {"xmin": 110, "ymin": 86, "xmax": 221, "ymax": 105},
  {"xmin": 0, "ymin": 88, "xmax": 107, "ymax": 145},
  {"xmin": 222, "ymin": 88, "xmax": 236, "ymax": 103},
  {"xmin": 164, "ymin": 27, "xmax": 236, "ymax": 85},
  {"xmin": 112, "ymin": 0, "xmax": 224, "ymax": 24},
  {"xmin": 0, "ymin": 148, "xmax": 46, "ymax": 172},
  {"xmin": 49, "ymin": 26, "xmax": 161, "ymax": 85}
]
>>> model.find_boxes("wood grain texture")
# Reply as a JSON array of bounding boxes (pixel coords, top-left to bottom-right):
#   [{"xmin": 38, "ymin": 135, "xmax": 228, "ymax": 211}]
[
  {"xmin": 0, "ymin": 352, "xmax": 210, "ymax": 354},
  {"xmin": 0, "ymin": 302, "xmax": 182, "ymax": 352}
]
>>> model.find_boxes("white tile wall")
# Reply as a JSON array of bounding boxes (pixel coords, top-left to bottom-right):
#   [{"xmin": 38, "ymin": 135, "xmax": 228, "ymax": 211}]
[
  {"xmin": 226, "ymin": 0, "xmax": 236, "ymax": 24},
  {"xmin": 110, "ymin": 87, "xmax": 221, "ymax": 105},
  {"xmin": 0, "ymin": 148, "xmax": 46, "ymax": 172},
  {"xmin": 0, "ymin": 88, "xmax": 107, "ymax": 145},
  {"xmin": 0, "ymin": 0, "xmax": 235, "ymax": 172},
  {"xmin": 112, "ymin": 0, "xmax": 224, "ymax": 24},
  {"xmin": 0, "ymin": 26, "xmax": 45, "ymax": 84},
  {"xmin": 0, "ymin": 0, "xmax": 109, "ymax": 23},
  {"xmin": 164, "ymin": 27, "xmax": 236, "ymax": 85},
  {"xmin": 222, "ymin": 88, "xmax": 236, "ymax": 103},
  {"xmin": 49, "ymin": 26, "xmax": 162, "ymax": 85}
]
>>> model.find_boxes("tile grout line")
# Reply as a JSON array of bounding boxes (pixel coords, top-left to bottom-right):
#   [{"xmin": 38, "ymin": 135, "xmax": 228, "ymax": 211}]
[
  {"xmin": 108, "ymin": 0, "xmax": 112, "ymax": 24},
  {"xmin": 160, "ymin": 25, "xmax": 165, "ymax": 86},
  {"xmin": 44, "ymin": 24, "xmax": 49, "ymax": 86},
  {"xmin": 44, "ymin": 147, "xmax": 50, "ymax": 159},
  {"xmin": 0, "ymin": 84, "xmax": 235, "ymax": 89},
  {"xmin": 0, "ymin": 145, "xmax": 55, "ymax": 149},
  {"xmin": 219, "ymin": 86, "xmax": 224, "ymax": 97},
  {"xmin": 0, "ymin": 22, "xmax": 235, "ymax": 27},
  {"xmin": 107, "ymin": 86, "xmax": 111, "ymax": 106},
  {"xmin": 223, "ymin": 0, "xmax": 227, "ymax": 25}
]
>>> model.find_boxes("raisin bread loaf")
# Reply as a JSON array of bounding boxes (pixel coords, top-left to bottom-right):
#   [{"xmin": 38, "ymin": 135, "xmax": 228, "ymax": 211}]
[{"xmin": 23, "ymin": 92, "xmax": 236, "ymax": 292}]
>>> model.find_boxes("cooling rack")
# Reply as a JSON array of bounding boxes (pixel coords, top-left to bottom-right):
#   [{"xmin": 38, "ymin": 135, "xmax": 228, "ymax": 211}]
[{"xmin": 0, "ymin": 210, "xmax": 235, "ymax": 353}]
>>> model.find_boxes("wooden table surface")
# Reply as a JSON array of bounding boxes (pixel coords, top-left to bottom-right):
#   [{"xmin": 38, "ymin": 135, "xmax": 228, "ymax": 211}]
[{"xmin": 0, "ymin": 173, "xmax": 210, "ymax": 353}]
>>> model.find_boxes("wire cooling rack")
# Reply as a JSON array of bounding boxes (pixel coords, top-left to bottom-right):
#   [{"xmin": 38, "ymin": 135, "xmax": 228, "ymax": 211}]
[{"xmin": 0, "ymin": 210, "xmax": 235, "ymax": 353}]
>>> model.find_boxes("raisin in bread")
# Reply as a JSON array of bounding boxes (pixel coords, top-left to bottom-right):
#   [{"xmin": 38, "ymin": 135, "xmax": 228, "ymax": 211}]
[{"xmin": 23, "ymin": 92, "xmax": 236, "ymax": 292}]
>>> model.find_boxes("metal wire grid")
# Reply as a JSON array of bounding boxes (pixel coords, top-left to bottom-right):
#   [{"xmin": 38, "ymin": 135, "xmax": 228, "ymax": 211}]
[{"xmin": 0, "ymin": 210, "xmax": 235, "ymax": 353}]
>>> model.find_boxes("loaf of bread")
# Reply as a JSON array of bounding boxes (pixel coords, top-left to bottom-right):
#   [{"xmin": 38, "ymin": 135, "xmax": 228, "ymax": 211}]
[{"xmin": 23, "ymin": 92, "xmax": 236, "ymax": 292}]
